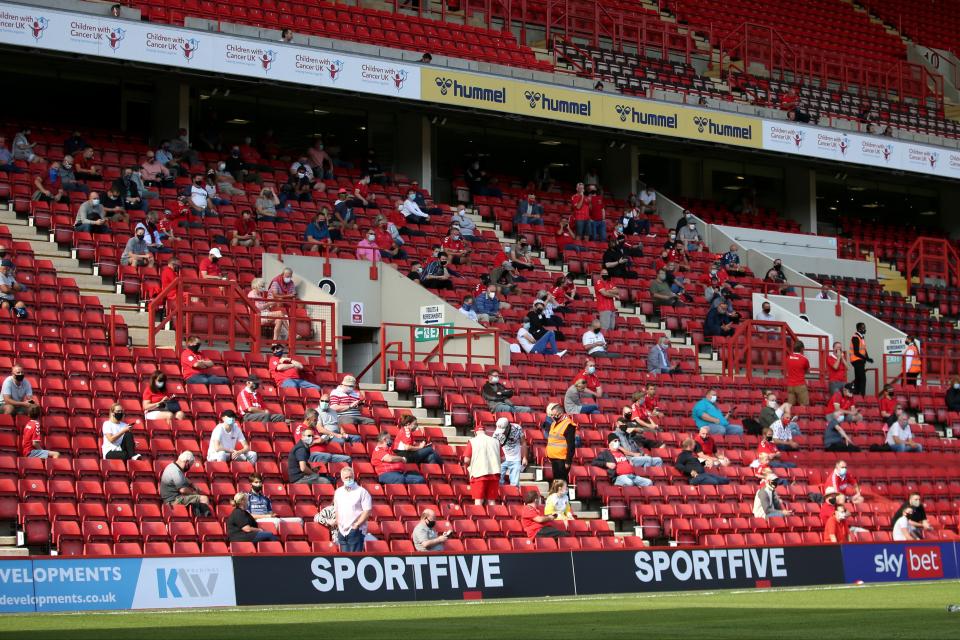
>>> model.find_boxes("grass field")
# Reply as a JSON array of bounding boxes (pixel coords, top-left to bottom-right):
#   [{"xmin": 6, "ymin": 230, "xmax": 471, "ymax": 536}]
[{"xmin": 4, "ymin": 581, "xmax": 960, "ymax": 639}]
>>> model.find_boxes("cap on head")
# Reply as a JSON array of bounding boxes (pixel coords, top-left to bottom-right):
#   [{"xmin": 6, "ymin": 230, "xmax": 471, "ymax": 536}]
[
  {"xmin": 341, "ymin": 374, "xmax": 357, "ymax": 386},
  {"xmin": 546, "ymin": 402, "xmax": 560, "ymax": 415},
  {"xmin": 208, "ymin": 248, "xmax": 223, "ymax": 259},
  {"xmin": 495, "ymin": 417, "xmax": 510, "ymax": 429}
]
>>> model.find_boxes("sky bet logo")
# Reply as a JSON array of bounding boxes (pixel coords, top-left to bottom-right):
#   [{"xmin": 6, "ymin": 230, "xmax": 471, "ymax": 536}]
[
  {"xmin": 873, "ymin": 546, "xmax": 943, "ymax": 579},
  {"xmin": 157, "ymin": 567, "xmax": 220, "ymax": 598}
]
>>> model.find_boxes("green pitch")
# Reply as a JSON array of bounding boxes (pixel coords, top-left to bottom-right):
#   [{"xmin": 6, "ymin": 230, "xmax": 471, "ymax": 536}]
[{"xmin": 4, "ymin": 581, "xmax": 959, "ymax": 639}]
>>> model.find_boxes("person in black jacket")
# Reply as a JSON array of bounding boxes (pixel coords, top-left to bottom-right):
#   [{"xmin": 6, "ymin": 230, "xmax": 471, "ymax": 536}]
[
  {"xmin": 704, "ymin": 301, "xmax": 737, "ymax": 338},
  {"xmin": 946, "ymin": 376, "xmax": 960, "ymax": 411},
  {"xmin": 601, "ymin": 238, "xmax": 638, "ymax": 279},
  {"xmin": 481, "ymin": 370, "xmax": 532, "ymax": 413},
  {"xmin": 675, "ymin": 438, "xmax": 729, "ymax": 485},
  {"xmin": 226, "ymin": 493, "xmax": 279, "ymax": 543},
  {"xmin": 890, "ymin": 492, "xmax": 933, "ymax": 536},
  {"xmin": 592, "ymin": 434, "xmax": 653, "ymax": 487}
]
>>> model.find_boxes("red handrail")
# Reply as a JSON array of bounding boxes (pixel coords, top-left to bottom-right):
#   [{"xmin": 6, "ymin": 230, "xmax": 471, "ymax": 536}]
[
  {"xmin": 906, "ymin": 236, "xmax": 960, "ymax": 296},
  {"xmin": 758, "ymin": 282, "xmax": 842, "ymax": 317},
  {"xmin": 716, "ymin": 319, "xmax": 829, "ymax": 381}
]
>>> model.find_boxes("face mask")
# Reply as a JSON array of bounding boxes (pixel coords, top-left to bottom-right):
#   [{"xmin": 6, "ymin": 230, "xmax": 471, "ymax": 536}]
[
  {"xmin": 319, "ymin": 401, "xmax": 330, "ymax": 411},
  {"xmin": 283, "ymin": 277, "xmax": 293, "ymax": 284},
  {"xmin": 609, "ymin": 441, "xmax": 620, "ymax": 451},
  {"xmin": 688, "ymin": 224, "xmax": 696, "ymax": 230},
  {"xmin": 113, "ymin": 411, "xmax": 124, "ymax": 420},
  {"xmin": 13, "ymin": 374, "xmax": 24, "ymax": 382},
  {"xmin": 768, "ymin": 400, "xmax": 777, "ymax": 408},
  {"xmin": 218, "ymin": 162, "xmax": 226, "ymax": 171},
  {"xmin": 669, "ymin": 234, "xmax": 676, "ymax": 241},
  {"xmin": 211, "ymin": 257, "xmax": 220, "ymax": 264},
  {"xmin": 837, "ymin": 415, "xmax": 845, "ymax": 423},
  {"xmin": 522, "ymin": 322, "xmax": 531, "ymax": 330},
  {"xmin": 488, "ymin": 292, "xmax": 496, "ymax": 299},
  {"xmin": 91, "ymin": 198, "xmax": 100, "ymax": 206},
  {"xmin": 408, "ymin": 194, "xmax": 416, "ymax": 200},
  {"xmin": 593, "ymin": 327, "xmax": 601, "ymax": 334},
  {"xmin": 136, "ymin": 233, "xmax": 145, "ymax": 240},
  {"xmin": 223, "ymin": 416, "xmax": 235, "ymax": 426},
  {"xmin": 273, "ymin": 349, "xmax": 284, "ymax": 357},
  {"xmin": 837, "ymin": 468, "xmax": 847, "ymax": 477},
  {"xmin": 586, "ymin": 366, "xmax": 596, "ymax": 374},
  {"xmin": 709, "ymin": 395, "xmax": 718, "ymax": 403},
  {"xmin": 954, "ymin": 384, "xmax": 960, "ymax": 390},
  {"xmin": 425, "ymin": 519, "xmax": 436, "ymax": 529},
  {"xmin": 765, "ymin": 435, "xmax": 773, "ymax": 442},
  {"xmin": 367, "ymin": 234, "xmax": 376, "ymax": 241},
  {"xmin": 490, "ymin": 376, "xmax": 500, "ymax": 384},
  {"xmin": 343, "ymin": 479, "xmax": 357, "ymax": 489},
  {"xmin": 189, "ymin": 343, "xmax": 201, "ymax": 352},
  {"xmin": 302, "ymin": 435, "xmax": 314, "ymax": 445},
  {"xmin": 837, "ymin": 512, "xmax": 847, "ymax": 521},
  {"xmin": 251, "ymin": 484, "xmax": 263, "ymax": 493},
  {"xmin": 195, "ymin": 179, "xmax": 202, "ymax": 185},
  {"xmin": 156, "ymin": 381, "xmax": 165, "ymax": 389}
]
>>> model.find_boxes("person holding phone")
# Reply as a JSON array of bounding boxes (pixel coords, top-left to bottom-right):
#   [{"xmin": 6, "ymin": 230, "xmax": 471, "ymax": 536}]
[
  {"xmin": 412, "ymin": 509, "xmax": 452, "ymax": 551},
  {"xmin": 142, "ymin": 371, "xmax": 185, "ymax": 422},
  {"xmin": 520, "ymin": 490, "xmax": 568, "ymax": 539},
  {"xmin": 101, "ymin": 402, "xmax": 142, "ymax": 460},
  {"xmin": 692, "ymin": 389, "xmax": 743, "ymax": 436}
]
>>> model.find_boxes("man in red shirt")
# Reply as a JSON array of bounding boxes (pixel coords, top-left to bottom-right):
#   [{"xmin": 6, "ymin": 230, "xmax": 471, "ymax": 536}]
[
  {"xmin": 268, "ymin": 343, "xmax": 321, "ymax": 390},
  {"xmin": 823, "ymin": 505, "xmax": 850, "ymax": 543},
  {"xmin": 441, "ymin": 227, "xmax": 471, "ymax": 265},
  {"xmin": 641, "ymin": 384, "xmax": 661, "ymax": 417},
  {"xmin": 520, "ymin": 490, "xmax": 567, "ymax": 538},
  {"xmin": 20, "ymin": 404, "xmax": 61, "ymax": 459},
  {"xmin": 231, "ymin": 209, "xmax": 259, "ymax": 247},
  {"xmin": 570, "ymin": 182, "xmax": 590, "ymax": 240},
  {"xmin": 159, "ymin": 257, "xmax": 181, "ymax": 319},
  {"xmin": 758, "ymin": 426, "xmax": 797, "ymax": 469},
  {"xmin": 573, "ymin": 359, "xmax": 602, "ymax": 400},
  {"xmin": 236, "ymin": 376, "xmax": 284, "ymax": 423},
  {"xmin": 827, "ymin": 386, "xmax": 862, "ymax": 422},
  {"xmin": 392, "ymin": 415, "xmax": 443, "ymax": 464},
  {"xmin": 372, "ymin": 431, "xmax": 425, "ymax": 484},
  {"xmin": 826, "ymin": 341, "xmax": 849, "ymax": 395},
  {"xmin": 351, "ymin": 174, "xmax": 373, "ymax": 209},
  {"xmin": 823, "ymin": 460, "xmax": 863, "ymax": 503},
  {"xmin": 587, "ymin": 185, "xmax": 606, "ymax": 242},
  {"xmin": 293, "ymin": 409, "xmax": 351, "ymax": 464},
  {"xmin": 693, "ymin": 425, "xmax": 730, "ymax": 467},
  {"xmin": 785, "ymin": 341, "xmax": 810, "ymax": 406},
  {"xmin": 594, "ymin": 269, "xmax": 619, "ymax": 331},
  {"xmin": 550, "ymin": 274, "xmax": 576, "ymax": 309},
  {"xmin": 199, "ymin": 247, "xmax": 227, "ymax": 280},
  {"xmin": 181, "ymin": 335, "xmax": 229, "ymax": 386},
  {"xmin": 878, "ymin": 385, "xmax": 897, "ymax": 423}
]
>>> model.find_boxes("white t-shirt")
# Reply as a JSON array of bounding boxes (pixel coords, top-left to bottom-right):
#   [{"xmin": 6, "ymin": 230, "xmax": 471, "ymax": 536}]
[
  {"xmin": 101, "ymin": 420, "xmax": 127, "ymax": 457},
  {"xmin": 190, "ymin": 184, "xmax": 209, "ymax": 209},
  {"xmin": 582, "ymin": 329, "xmax": 607, "ymax": 354},
  {"xmin": 517, "ymin": 328, "xmax": 536, "ymax": 353},
  {"xmin": 639, "ymin": 190, "xmax": 656, "ymax": 206},
  {"xmin": 886, "ymin": 422, "xmax": 913, "ymax": 447},
  {"xmin": 207, "ymin": 423, "xmax": 247, "ymax": 460},
  {"xmin": 892, "ymin": 515, "xmax": 915, "ymax": 541},
  {"xmin": 333, "ymin": 485, "xmax": 372, "ymax": 536}
]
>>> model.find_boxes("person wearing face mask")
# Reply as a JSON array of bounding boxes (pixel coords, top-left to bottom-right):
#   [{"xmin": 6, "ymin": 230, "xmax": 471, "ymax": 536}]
[
  {"xmin": 101, "ymin": 402, "xmax": 141, "ymax": 461},
  {"xmin": 370, "ymin": 431, "xmax": 425, "ymax": 484},
  {"xmin": 474, "ymin": 283, "xmax": 506, "ymax": 324},
  {"xmin": 419, "ymin": 251, "xmax": 457, "ymax": 291},
  {"xmin": 544, "ymin": 479, "xmax": 576, "ymax": 520},
  {"xmin": 293, "ymin": 409, "xmax": 352, "ymax": 464},
  {"xmin": 308, "ymin": 139, "xmax": 333, "ymax": 179},
  {"xmin": 199, "ymin": 247, "xmax": 229, "ymax": 280},
  {"xmin": 33, "ymin": 160, "xmax": 69, "ymax": 204},
  {"xmin": 180, "ymin": 335, "xmax": 230, "ymax": 386},
  {"xmin": 304, "ymin": 211, "xmax": 335, "ymax": 252},
  {"xmin": 573, "ymin": 359, "xmax": 603, "ymax": 400},
  {"xmin": 441, "ymin": 226, "xmax": 472, "ymax": 265},
  {"xmin": 0, "ymin": 261, "xmax": 25, "ymax": 312},
  {"xmin": 120, "ymin": 226, "xmax": 154, "ymax": 267},
  {"xmin": 355, "ymin": 228, "xmax": 382, "ymax": 263},
  {"xmin": 515, "ymin": 192, "xmax": 545, "ymax": 225},
  {"xmin": 268, "ymin": 344, "xmax": 322, "ymax": 391},
  {"xmin": 675, "ymin": 438, "xmax": 730, "ymax": 485},
  {"xmin": 754, "ymin": 472, "xmax": 793, "ymax": 519},
  {"xmin": 160, "ymin": 451, "xmax": 213, "ymax": 517},
  {"xmin": 827, "ymin": 385, "xmax": 863, "ymax": 423},
  {"xmin": 494, "ymin": 417, "xmax": 527, "ymax": 487},
  {"xmin": 226, "ymin": 492, "xmax": 279, "ymax": 544},
  {"xmin": 848, "ymin": 322, "xmax": 872, "ymax": 396},
  {"xmin": 333, "ymin": 467, "xmax": 372, "ymax": 552},
  {"xmin": 287, "ymin": 428, "xmax": 333, "ymax": 485},
  {"xmin": 328, "ymin": 375, "xmax": 376, "ymax": 425},
  {"xmin": 58, "ymin": 154, "xmax": 89, "ymax": 195},
  {"xmin": 74, "ymin": 191, "xmax": 110, "ymax": 234},
  {"xmin": 236, "ymin": 376, "xmax": 285, "ymax": 423},
  {"xmin": 592, "ymin": 434, "xmax": 654, "ymax": 487},
  {"xmin": 945, "ymin": 376, "xmax": 960, "ymax": 411},
  {"xmin": 459, "ymin": 296, "xmax": 480, "ymax": 323},
  {"xmin": 142, "ymin": 370, "xmax": 185, "ymax": 422},
  {"xmin": 268, "ymin": 268, "xmax": 298, "ymax": 310},
  {"xmin": 824, "ymin": 411, "xmax": 860, "ymax": 452},
  {"xmin": 594, "ymin": 269, "xmax": 621, "ymax": 331},
  {"xmin": 564, "ymin": 379, "xmax": 600, "ymax": 416},
  {"xmin": 826, "ymin": 341, "xmax": 850, "ymax": 395},
  {"xmin": 579, "ymin": 318, "xmax": 613, "ymax": 358},
  {"xmin": 400, "ymin": 189, "xmax": 430, "ymax": 224},
  {"xmin": 412, "ymin": 508, "xmax": 452, "ymax": 551},
  {"xmin": 141, "ymin": 150, "xmax": 172, "ymax": 187},
  {"xmin": 757, "ymin": 426, "xmax": 797, "ymax": 468},
  {"xmin": 784, "ymin": 341, "xmax": 811, "ymax": 406},
  {"xmin": 481, "ymin": 370, "xmax": 533, "ymax": 414},
  {"xmin": 215, "ymin": 160, "xmax": 245, "ymax": 195},
  {"xmin": 886, "ymin": 411, "xmax": 923, "ymax": 453},
  {"xmin": 516, "ymin": 319, "xmax": 565, "ymax": 357},
  {"xmin": 649, "ymin": 268, "xmax": 680, "ymax": 313},
  {"xmin": 0, "ymin": 137, "xmax": 25, "ymax": 174},
  {"xmin": 692, "ymin": 389, "xmax": 744, "ymax": 435},
  {"xmin": 188, "ymin": 173, "xmax": 216, "ymax": 218},
  {"xmin": 646, "ymin": 335, "xmax": 677, "ymax": 373},
  {"xmin": 544, "ymin": 402, "xmax": 578, "ymax": 483},
  {"xmin": 1, "ymin": 365, "xmax": 35, "ymax": 416},
  {"xmin": 520, "ymin": 489, "xmax": 568, "ymax": 539},
  {"xmin": 823, "ymin": 505, "xmax": 851, "ymax": 543},
  {"xmin": 232, "ymin": 209, "xmax": 260, "ymax": 248},
  {"xmin": 207, "ymin": 410, "xmax": 257, "ymax": 464},
  {"xmin": 315, "ymin": 395, "xmax": 362, "ymax": 444},
  {"xmin": 244, "ymin": 472, "xmax": 298, "ymax": 524},
  {"xmin": 676, "ymin": 219, "xmax": 702, "ymax": 253},
  {"xmin": 891, "ymin": 492, "xmax": 932, "ymax": 539},
  {"xmin": 602, "ymin": 238, "xmax": 638, "ymax": 280}
]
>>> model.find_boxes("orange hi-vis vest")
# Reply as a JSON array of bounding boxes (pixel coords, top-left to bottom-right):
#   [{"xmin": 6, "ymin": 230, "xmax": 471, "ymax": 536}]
[
  {"xmin": 546, "ymin": 416, "xmax": 576, "ymax": 460},
  {"xmin": 849, "ymin": 332, "xmax": 867, "ymax": 362},
  {"xmin": 905, "ymin": 344, "xmax": 922, "ymax": 374}
]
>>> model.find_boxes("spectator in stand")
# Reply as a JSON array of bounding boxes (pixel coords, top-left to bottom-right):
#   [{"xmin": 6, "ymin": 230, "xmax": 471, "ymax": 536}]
[
  {"xmin": 450, "ymin": 204, "xmax": 477, "ymax": 240},
  {"xmin": 350, "ymin": 174, "xmax": 375, "ymax": 210},
  {"xmin": 120, "ymin": 226, "xmax": 154, "ymax": 267},
  {"xmin": 355, "ymin": 228, "xmax": 381, "ymax": 263},
  {"xmin": 0, "ymin": 262, "xmax": 25, "ymax": 312},
  {"xmin": 819, "ymin": 489, "xmax": 845, "ymax": 526},
  {"xmin": 419, "ymin": 252, "xmax": 455, "ymax": 291},
  {"xmin": 593, "ymin": 269, "xmax": 620, "ymax": 331},
  {"xmin": 677, "ymin": 219, "xmax": 702, "ymax": 252},
  {"xmin": 647, "ymin": 335, "xmax": 677, "ymax": 374},
  {"xmin": 676, "ymin": 438, "xmax": 729, "ymax": 485},
  {"xmin": 199, "ymin": 248, "xmax": 228, "ymax": 281},
  {"xmin": 303, "ymin": 211, "xmax": 335, "ymax": 252},
  {"xmin": 333, "ymin": 467, "xmax": 372, "ymax": 552},
  {"xmin": 400, "ymin": 188, "xmax": 430, "ymax": 224},
  {"xmin": 160, "ymin": 452, "xmax": 211, "ymax": 515},
  {"xmin": 621, "ymin": 205, "xmax": 648, "ymax": 237},
  {"xmin": 371, "ymin": 431, "xmax": 425, "ymax": 485},
  {"xmin": 207, "ymin": 410, "xmax": 257, "ymax": 464},
  {"xmin": 827, "ymin": 386, "xmax": 862, "ymax": 423},
  {"xmin": 412, "ymin": 509, "xmax": 452, "ymax": 552},
  {"xmin": 754, "ymin": 300, "xmax": 775, "ymax": 324},
  {"xmin": 268, "ymin": 343, "xmax": 321, "ymax": 391},
  {"xmin": 692, "ymin": 389, "xmax": 744, "ymax": 435},
  {"xmin": 463, "ymin": 423, "xmax": 502, "ymax": 506},
  {"xmin": 650, "ymin": 269, "xmax": 681, "ymax": 313},
  {"xmin": 475, "ymin": 283, "xmax": 506, "ymax": 324},
  {"xmin": 12, "ymin": 128, "xmax": 42, "ymax": 164},
  {"xmin": 516, "ymin": 321, "xmax": 564, "ymax": 356},
  {"xmin": 141, "ymin": 151, "xmax": 172, "ymax": 187},
  {"xmin": 902, "ymin": 335, "xmax": 921, "ymax": 386},
  {"xmin": 892, "ymin": 506, "xmax": 921, "ymax": 541},
  {"xmin": 764, "ymin": 258, "xmax": 794, "ymax": 295},
  {"xmin": 582, "ymin": 318, "xmax": 616, "ymax": 358},
  {"xmin": 136, "ymin": 212, "xmax": 169, "ymax": 255},
  {"xmin": 142, "ymin": 371, "xmax": 185, "ymax": 422},
  {"xmin": 204, "ymin": 170, "xmax": 231, "ymax": 205},
  {"xmin": 887, "ymin": 412, "xmax": 922, "ymax": 452},
  {"xmin": 33, "ymin": 161, "xmax": 68, "ymax": 204},
  {"xmin": 64, "ymin": 132, "xmax": 88, "ymax": 156},
  {"xmin": 587, "ymin": 185, "xmax": 607, "ymax": 242},
  {"xmin": 823, "ymin": 459, "xmax": 863, "ymax": 503},
  {"xmin": 1, "ymin": 364, "xmax": 34, "ymax": 416},
  {"xmin": 878, "ymin": 385, "xmax": 898, "ymax": 425},
  {"xmin": 564, "ymin": 379, "xmax": 600, "ymax": 416},
  {"xmin": 544, "ymin": 402, "xmax": 577, "ymax": 483},
  {"xmin": 0, "ymin": 137, "xmax": 24, "ymax": 173},
  {"xmin": 494, "ymin": 417, "xmax": 527, "ymax": 487},
  {"xmin": 248, "ymin": 279, "xmax": 287, "ymax": 342},
  {"xmin": 946, "ymin": 376, "xmax": 960, "ymax": 411},
  {"xmin": 720, "ymin": 244, "xmax": 746, "ymax": 275},
  {"xmin": 74, "ymin": 191, "xmax": 110, "ymax": 234},
  {"xmin": 293, "ymin": 409, "xmax": 352, "ymax": 464},
  {"xmin": 785, "ymin": 341, "xmax": 810, "ymax": 406},
  {"xmin": 315, "ymin": 395, "xmax": 361, "ymax": 445},
  {"xmin": 226, "ymin": 492, "xmax": 278, "ymax": 544},
  {"xmin": 59, "ymin": 155, "xmax": 88, "ymax": 195},
  {"xmin": 570, "ymin": 182, "xmax": 590, "ymax": 240},
  {"xmin": 181, "ymin": 336, "xmax": 230, "ymax": 386},
  {"xmin": 823, "ymin": 505, "xmax": 851, "ymax": 543},
  {"xmin": 308, "ymin": 140, "xmax": 333, "ymax": 179},
  {"xmin": 556, "ymin": 216, "xmax": 586, "ymax": 253},
  {"xmin": 638, "ymin": 185, "xmax": 657, "ymax": 216},
  {"xmin": 824, "ymin": 411, "xmax": 860, "ymax": 452},
  {"xmin": 101, "ymin": 187, "xmax": 129, "ymax": 223},
  {"xmin": 693, "ymin": 425, "xmax": 730, "ymax": 467},
  {"xmin": 393, "ymin": 415, "xmax": 443, "ymax": 465},
  {"xmin": 232, "ymin": 209, "xmax": 260, "ymax": 248},
  {"xmin": 19, "ymin": 405, "xmax": 61, "ymax": 459},
  {"xmin": 481, "ymin": 370, "xmax": 532, "ymax": 414},
  {"xmin": 101, "ymin": 403, "xmax": 141, "ymax": 461},
  {"xmin": 544, "ymin": 479, "xmax": 575, "ymax": 521},
  {"xmin": 489, "ymin": 259, "xmax": 519, "ymax": 295},
  {"xmin": 705, "ymin": 300, "xmax": 738, "ymax": 338},
  {"xmin": 891, "ymin": 493, "xmax": 932, "ymax": 539},
  {"xmin": 754, "ymin": 472, "xmax": 793, "ymax": 519},
  {"xmin": 329, "ymin": 374, "xmax": 376, "ymax": 426},
  {"xmin": 515, "ymin": 193, "xmax": 544, "ymax": 225},
  {"xmin": 617, "ymin": 406, "xmax": 660, "ymax": 450},
  {"xmin": 459, "ymin": 295, "xmax": 480, "ymax": 323},
  {"xmin": 758, "ymin": 426, "xmax": 797, "ymax": 469},
  {"xmin": 521, "ymin": 489, "xmax": 567, "ymax": 539},
  {"xmin": 602, "ymin": 238, "xmax": 637, "ymax": 279},
  {"xmin": 441, "ymin": 226, "xmax": 471, "ymax": 265},
  {"xmin": 826, "ymin": 341, "xmax": 850, "ymax": 395},
  {"xmin": 332, "ymin": 189, "xmax": 358, "ymax": 230},
  {"xmin": 186, "ymin": 173, "xmax": 215, "ymax": 218},
  {"xmin": 268, "ymin": 268, "xmax": 298, "ymax": 313},
  {"xmin": 760, "ymin": 393, "xmax": 800, "ymax": 443},
  {"xmin": 236, "ymin": 376, "xmax": 284, "ymax": 423},
  {"xmin": 287, "ymin": 427, "xmax": 332, "ymax": 485},
  {"xmin": 255, "ymin": 187, "xmax": 282, "ymax": 220},
  {"xmin": 592, "ymin": 433, "xmax": 654, "ymax": 487}
]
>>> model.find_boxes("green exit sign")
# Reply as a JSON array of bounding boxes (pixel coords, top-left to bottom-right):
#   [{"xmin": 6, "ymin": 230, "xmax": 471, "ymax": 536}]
[{"xmin": 414, "ymin": 323, "xmax": 455, "ymax": 343}]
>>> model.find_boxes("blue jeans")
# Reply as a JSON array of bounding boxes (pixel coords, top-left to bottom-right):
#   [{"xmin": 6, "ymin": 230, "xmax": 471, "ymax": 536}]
[
  {"xmin": 769, "ymin": 460, "xmax": 797, "ymax": 469},
  {"xmin": 889, "ymin": 443, "xmax": 923, "ymax": 452},
  {"xmin": 330, "ymin": 435, "xmax": 362, "ymax": 444},
  {"xmin": 563, "ymin": 243, "xmax": 586, "ymax": 253},
  {"xmin": 253, "ymin": 530, "xmax": 278, "ymax": 542},
  {"xmin": 575, "ymin": 219, "xmax": 590, "ymax": 239},
  {"xmin": 378, "ymin": 471, "xmax": 426, "ymax": 484},
  {"xmin": 500, "ymin": 460, "xmax": 522, "ymax": 486},
  {"xmin": 338, "ymin": 528, "xmax": 365, "ymax": 553},
  {"xmin": 629, "ymin": 455, "xmax": 663, "ymax": 468},
  {"xmin": 615, "ymin": 474, "xmax": 652, "ymax": 487},
  {"xmin": 186, "ymin": 373, "xmax": 230, "ymax": 386},
  {"xmin": 705, "ymin": 423, "xmax": 744, "ymax": 436},
  {"xmin": 515, "ymin": 215, "xmax": 544, "ymax": 226},
  {"xmin": 690, "ymin": 473, "xmax": 729, "ymax": 485},
  {"xmin": 578, "ymin": 404, "xmax": 600, "ymax": 415},
  {"xmin": 75, "ymin": 223, "xmax": 110, "ymax": 234},
  {"xmin": 281, "ymin": 378, "xmax": 322, "ymax": 390},
  {"xmin": 531, "ymin": 330, "xmax": 559, "ymax": 355},
  {"xmin": 592, "ymin": 220, "xmax": 607, "ymax": 242},
  {"xmin": 403, "ymin": 446, "xmax": 443, "ymax": 465},
  {"xmin": 309, "ymin": 452, "xmax": 352, "ymax": 464}
]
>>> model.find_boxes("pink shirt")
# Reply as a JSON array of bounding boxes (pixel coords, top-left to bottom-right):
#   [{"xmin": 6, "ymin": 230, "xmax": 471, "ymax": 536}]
[
  {"xmin": 356, "ymin": 239, "xmax": 381, "ymax": 263},
  {"xmin": 333, "ymin": 484, "xmax": 372, "ymax": 536}
]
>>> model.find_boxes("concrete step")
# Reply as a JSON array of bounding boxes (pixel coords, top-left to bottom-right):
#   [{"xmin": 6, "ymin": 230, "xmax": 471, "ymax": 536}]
[
  {"xmin": 0, "ymin": 547, "xmax": 29, "ymax": 556},
  {"xmin": 0, "ymin": 535, "xmax": 16, "ymax": 545}
]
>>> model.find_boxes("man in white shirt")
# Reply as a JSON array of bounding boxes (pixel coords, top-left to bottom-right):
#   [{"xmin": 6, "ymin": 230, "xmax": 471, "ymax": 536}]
[
  {"xmin": 639, "ymin": 187, "xmax": 657, "ymax": 214},
  {"xmin": 582, "ymin": 318, "xmax": 617, "ymax": 358},
  {"xmin": 400, "ymin": 190, "xmax": 430, "ymax": 224},
  {"xmin": 207, "ymin": 410, "xmax": 258, "ymax": 463},
  {"xmin": 892, "ymin": 508, "xmax": 920, "ymax": 541},
  {"xmin": 886, "ymin": 413, "xmax": 922, "ymax": 452},
  {"xmin": 755, "ymin": 301, "xmax": 775, "ymax": 323},
  {"xmin": 333, "ymin": 467, "xmax": 372, "ymax": 552},
  {"xmin": 189, "ymin": 173, "xmax": 216, "ymax": 218}
]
